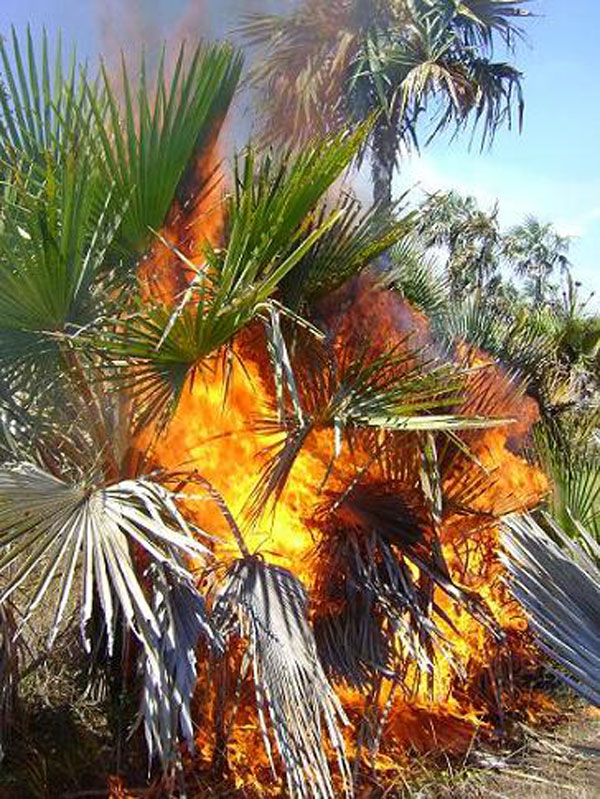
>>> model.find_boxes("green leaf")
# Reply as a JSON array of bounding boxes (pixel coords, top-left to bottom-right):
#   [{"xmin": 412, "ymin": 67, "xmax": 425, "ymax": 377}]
[{"xmin": 89, "ymin": 42, "xmax": 243, "ymax": 252}]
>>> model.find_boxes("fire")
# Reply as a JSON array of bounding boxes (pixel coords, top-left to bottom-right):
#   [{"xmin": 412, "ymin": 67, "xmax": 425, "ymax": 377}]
[{"xmin": 136, "ymin": 147, "xmax": 552, "ymax": 791}]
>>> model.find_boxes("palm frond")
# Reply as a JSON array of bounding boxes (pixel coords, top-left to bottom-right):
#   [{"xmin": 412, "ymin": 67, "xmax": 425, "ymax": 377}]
[
  {"xmin": 280, "ymin": 195, "xmax": 416, "ymax": 310},
  {"xmin": 452, "ymin": 0, "xmax": 531, "ymax": 49},
  {"xmin": 534, "ymin": 420, "xmax": 600, "ymax": 540},
  {"xmin": 0, "ymin": 463, "xmax": 221, "ymax": 769},
  {"xmin": 0, "ymin": 157, "xmax": 126, "ymax": 396},
  {"xmin": 239, "ymin": 1, "xmax": 357, "ymax": 145},
  {"xmin": 140, "ymin": 564, "xmax": 219, "ymax": 768},
  {"xmin": 385, "ymin": 236, "xmax": 450, "ymax": 317},
  {"xmin": 89, "ymin": 42, "xmax": 243, "ymax": 252},
  {"xmin": 250, "ymin": 338, "xmax": 509, "ymax": 519},
  {"xmin": 0, "ymin": 27, "xmax": 95, "ymax": 167},
  {"xmin": 503, "ymin": 513, "xmax": 600, "ymax": 706},
  {"xmin": 312, "ymin": 480, "xmax": 498, "ymax": 690},
  {"xmin": 212, "ymin": 556, "xmax": 351, "ymax": 799},
  {"xmin": 92, "ymin": 128, "xmax": 369, "ymax": 426},
  {"xmin": 0, "ymin": 463, "xmax": 210, "ymax": 652}
]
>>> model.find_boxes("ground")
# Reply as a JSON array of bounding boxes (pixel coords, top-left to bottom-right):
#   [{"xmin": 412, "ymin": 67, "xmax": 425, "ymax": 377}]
[
  {"xmin": 397, "ymin": 703, "xmax": 600, "ymax": 798},
  {"xmin": 484, "ymin": 706, "xmax": 600, "ymax": 799}
]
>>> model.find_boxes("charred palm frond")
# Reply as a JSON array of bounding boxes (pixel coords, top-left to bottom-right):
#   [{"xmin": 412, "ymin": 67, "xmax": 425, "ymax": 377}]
[
  {"xmin": 311, "ymin": 482, "xmax": 496, "ymax": 690},
  {"xmin": 250, "ymin": 338, "xmax": 507, "ymax": 520},
  {"xmin": 503, "ymin": 514, "xmax": 600, "ymax": 706},
  {"xmin": 212, "ymin": 556, "xmax": 351, "ymax": 799}
]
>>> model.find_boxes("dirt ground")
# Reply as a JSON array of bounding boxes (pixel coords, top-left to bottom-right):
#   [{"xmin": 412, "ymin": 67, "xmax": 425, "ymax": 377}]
[
  {"xmin": 436, "ymin": 705, "xmax": 600, "ymax": 799},
  {"xmin": 483, "ymin": 707, "xmax": 600, "ymax": 798}
]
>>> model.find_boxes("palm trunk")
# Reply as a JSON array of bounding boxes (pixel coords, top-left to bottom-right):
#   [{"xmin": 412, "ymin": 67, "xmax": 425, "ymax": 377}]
[
  {"xmin": 371, "ymin": 144, "xmax": 395, "ymax": 209},
  {"xmin": 371, "ymin": 120, "xmax": 398, "ymax": 272},
  {"xmin": 371, "ymin": 120, "xmax": 397, "ymax": 209}
]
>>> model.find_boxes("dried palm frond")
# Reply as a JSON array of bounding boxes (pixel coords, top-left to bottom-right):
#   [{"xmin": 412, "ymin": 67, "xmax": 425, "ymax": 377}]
[
  {"xmin": 0, "ymin": 463, "xmax": 217, "ymax": 770},
  {"xmin": 0, "ymin": 463, "xmax": 210, "ymax": 650},
  {"xmin": 212, "ymin": 556, "xmax": 351, "ymax": 799},
  {"xmin": 503, "ymin": 513, "xmax": 600, "ymax": 706},
  {"xmin": 311, "ymin": 481, "xmax": 497, "ymax": 691},
  {"xmin": 140, "ymin": 564, "xmax": 219, "ymax": 768}
]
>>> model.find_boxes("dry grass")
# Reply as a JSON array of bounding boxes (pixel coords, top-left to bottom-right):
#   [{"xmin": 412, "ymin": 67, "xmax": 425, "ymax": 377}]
[{"xmin": 1, "ymin": 647, "xmax": 599, "ymax": 799}]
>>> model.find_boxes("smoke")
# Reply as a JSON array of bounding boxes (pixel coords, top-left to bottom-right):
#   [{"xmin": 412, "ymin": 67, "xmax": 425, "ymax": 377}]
[{"xmin": 93, "ymin": 0, "xmax": 291, "ymax": 148}]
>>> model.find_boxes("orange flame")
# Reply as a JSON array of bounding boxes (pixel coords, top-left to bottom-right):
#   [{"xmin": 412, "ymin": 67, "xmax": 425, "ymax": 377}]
[{"xmin": 137, "ymin": 152, "xmax": 552, "ymax": 789}]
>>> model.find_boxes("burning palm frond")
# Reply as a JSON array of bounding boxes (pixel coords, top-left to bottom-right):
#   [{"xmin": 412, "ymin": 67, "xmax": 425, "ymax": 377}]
[
  {"xmin": 92, "ymin": 128, "xmax": 370, "ymax": 429},
  {"xmin": 503, "ymin": 513, "xmax": 600, "ymax": 706},
  {"xmin": 279, "ymin": 194, "xmax": 416, "ymax": 311},
  {"xmin": 250, "ymin": 334, "xmax": 509, "ymax": 520},
  {"xmin": 312, "ymin": 482, "xmax": 499, "ymax": 691},
  {"xmin": 140, "ymin": 564, "xmax": 219, "ymax": 768},
  {"xmin": 212, "ymin": 556, "xmax": 351, "ymax": 799}
]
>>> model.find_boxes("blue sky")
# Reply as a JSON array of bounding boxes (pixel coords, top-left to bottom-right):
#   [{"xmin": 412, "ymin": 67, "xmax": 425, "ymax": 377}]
[{"xmin": 1, "ymin": 1, "xmax": 598, "ymax": 302}]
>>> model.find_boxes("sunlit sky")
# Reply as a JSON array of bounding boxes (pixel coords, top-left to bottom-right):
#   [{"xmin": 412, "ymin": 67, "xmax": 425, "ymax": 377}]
[{"xmin": 1, "ymin": 1, "xmax": 598, "ymax": 302}]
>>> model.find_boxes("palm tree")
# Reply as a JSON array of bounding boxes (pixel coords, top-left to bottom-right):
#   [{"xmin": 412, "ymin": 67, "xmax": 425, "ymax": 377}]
[
  {"xmin": 503, "ymin": 216, "xmax": 572, "ymax": 306},
  {"xmin": 416, "ymin": 190, "xmax": 501, "ymax": 297},
  {"xmin": 0, "ymin": 28, "xmax": 531, "ymax": 798},
  {"xmin": 241, "ymin": 0, "xmax": 530, "ymax": 208}
]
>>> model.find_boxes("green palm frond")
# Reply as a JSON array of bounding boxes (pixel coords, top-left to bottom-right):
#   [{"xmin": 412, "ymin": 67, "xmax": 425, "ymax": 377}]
[
  {"xmin": 280, "ymin": 195, "xmax": 416, "ymax": 310},
  {"xmin": 503, "ymin": 513, "xmax": 600, "ymax": 707},
  {"xmin": 0, "ymin": 155, "xmax": 125, "ymax": 395},
  {"xmin": 534, "ymin": 419, "xmax": 600, "ymax": 540},
  {"xmin": 242, "ymin": 0, "xmax": 529, "ymax": 171},
  {"xmin": 0, "ymin": 27, "xmax": 95, "ymax": 168},
  {"xmin": 92, "ymin": 128, "xmax": 369, "ymax": 426},
  {"xmin": 453, "ymin": 0, "xmax": 531, "ymax": 49},
  {"xmin": 89, "ymin": 42, "xmax": 243, "ymax": 253},
  {"xmin": 385, "ymin": 236, "xmax": 450, "ymax": 317},
  {"xmin": 212, "ymin": 556, "xmax": 351, "ymax": 799}
]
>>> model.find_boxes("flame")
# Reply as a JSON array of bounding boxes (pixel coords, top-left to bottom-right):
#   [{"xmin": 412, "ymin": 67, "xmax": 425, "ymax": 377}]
[{"xmin": 135, "ymin": 151, "xmax": 553, "ymax": 790}]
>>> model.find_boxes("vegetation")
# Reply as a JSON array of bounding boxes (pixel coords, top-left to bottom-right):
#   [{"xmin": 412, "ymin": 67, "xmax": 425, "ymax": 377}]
[
  {"xmin": 241, "ymin": 0, "xmax": 530, "ymax": 207},
  {"xmin": 0, "ymin": 5, "xmax": 598, "ymax": 799}
]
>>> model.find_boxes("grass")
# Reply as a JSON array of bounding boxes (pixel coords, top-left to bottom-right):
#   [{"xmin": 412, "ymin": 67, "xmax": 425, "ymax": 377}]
[{"xmin": 1, "ymin": 648, "xmax": 598, "ymax": 799}]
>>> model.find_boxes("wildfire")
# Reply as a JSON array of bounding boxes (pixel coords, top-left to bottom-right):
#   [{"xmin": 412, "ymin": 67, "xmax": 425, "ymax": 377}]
[{"xmin": 136, "ymin": 146, "xmax": 552, "ymax": 793}]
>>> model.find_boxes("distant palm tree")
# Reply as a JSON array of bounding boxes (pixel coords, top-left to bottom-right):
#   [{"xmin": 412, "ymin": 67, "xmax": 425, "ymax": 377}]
[
  {"xmin": 416, "ymin": 190, "xmax": 501, "ymax": 297},
  {"xmin": 503, "ymin": 216, "xmax": 572, "ymax": 306},
  {"xmin": 241, "ymin": 0, "xmax": 530, "ymax": 208}
]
